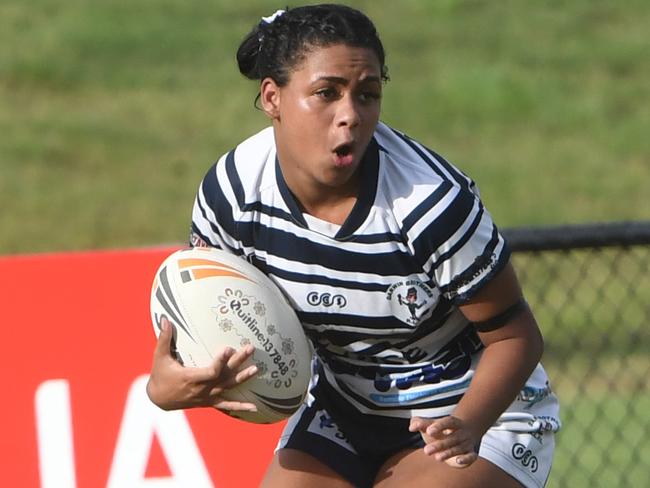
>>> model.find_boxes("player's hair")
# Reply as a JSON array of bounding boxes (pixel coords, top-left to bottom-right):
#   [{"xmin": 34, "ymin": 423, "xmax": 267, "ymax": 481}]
[{"xmin": 236, "ymin": 4, "xmax": 389, "ymax": 86}]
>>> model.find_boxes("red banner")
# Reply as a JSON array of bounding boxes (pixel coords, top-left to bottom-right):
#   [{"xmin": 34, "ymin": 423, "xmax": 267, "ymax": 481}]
[{"xmin": 0, "ymin": 248, "xmax": 284, "ymax": 487}]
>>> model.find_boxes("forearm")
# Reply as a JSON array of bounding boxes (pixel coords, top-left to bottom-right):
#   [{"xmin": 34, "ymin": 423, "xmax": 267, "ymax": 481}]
[{"xmin": 452, "ymin": 322, "xmax": 543, "ymax": 438}]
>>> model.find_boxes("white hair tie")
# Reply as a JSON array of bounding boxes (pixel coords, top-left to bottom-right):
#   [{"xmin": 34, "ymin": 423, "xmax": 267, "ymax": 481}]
[{"xmin": 261, "ymin": 9, "xmax": 285, "ymax": 25}]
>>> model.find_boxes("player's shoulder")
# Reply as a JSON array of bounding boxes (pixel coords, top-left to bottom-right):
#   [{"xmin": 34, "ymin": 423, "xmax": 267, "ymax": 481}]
[
  {"xmin": 232, "ymin": 125, "xmax": 276, "ymax": 165},
  {"xmin": 201, "ymin": 126, "xmax": 277, "ymax": 195},
  {"xmin": 373, "ymin": 121, "xmax": 477, "ymax": 201},
  {"xmin": 212, "ymin": 125, "xmax": 275, "ymax": 173}
]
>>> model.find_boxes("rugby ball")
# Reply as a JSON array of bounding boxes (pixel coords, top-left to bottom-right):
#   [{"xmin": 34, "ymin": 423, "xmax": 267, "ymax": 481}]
[{"xmin": 150, "ymin": 247, "xmax": 312, "ymax": 424}]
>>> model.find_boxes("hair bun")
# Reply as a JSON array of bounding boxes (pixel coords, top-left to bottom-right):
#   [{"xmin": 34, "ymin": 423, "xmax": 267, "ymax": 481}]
[
  {"xmin": 235, "ymin": 5, "xmax": 388, "ymax": 85},
  {"xmin": 236, "ymin": 28, "xmax": 264, "ymax": 80}
]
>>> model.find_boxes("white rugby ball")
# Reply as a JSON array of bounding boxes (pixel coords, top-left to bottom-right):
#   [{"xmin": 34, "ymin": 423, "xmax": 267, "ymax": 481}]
[{"xmin": 150, "ymin": 247, "xmax": 312, "ymax": 424}]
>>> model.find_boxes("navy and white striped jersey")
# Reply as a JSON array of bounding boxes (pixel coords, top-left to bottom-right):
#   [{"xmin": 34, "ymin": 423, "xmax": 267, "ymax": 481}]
[{"xmin": 190, "ymin": 121, "xmax": 558, "ymax": 425}]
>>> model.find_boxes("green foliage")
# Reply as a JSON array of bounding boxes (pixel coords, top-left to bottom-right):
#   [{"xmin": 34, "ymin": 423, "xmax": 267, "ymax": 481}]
[{"xmin": 1, "ymin": 0, "xmax": 649, "ymax": 254}]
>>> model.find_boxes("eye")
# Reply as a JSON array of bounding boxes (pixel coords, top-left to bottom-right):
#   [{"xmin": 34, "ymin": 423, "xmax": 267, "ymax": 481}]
[
  {"xmin": 315, "ymin": 87, "xmax": 340, "ymax": 100},
  {"xmin": 359, "ymin": 91, "xmax": 382, "ymax": 104}
]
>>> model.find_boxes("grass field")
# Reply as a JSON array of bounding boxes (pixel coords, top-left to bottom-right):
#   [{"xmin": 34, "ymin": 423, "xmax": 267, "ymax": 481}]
[
  {"xmin": 513, "ymin": 245, "xmax": 650, "ymax": 488},
  {"xmin": 1, "ymin": 0, "xmax": 649, "ymax": 255},
  {"xmin": 548, "ymin": 392, "xmax": 650, "ymax": 487}
]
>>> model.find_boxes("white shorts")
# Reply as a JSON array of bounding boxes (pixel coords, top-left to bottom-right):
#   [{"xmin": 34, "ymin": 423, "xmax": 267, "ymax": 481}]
[{"xmin": 479, "ymin": 426, "xmax": 555, "ymax": 488}]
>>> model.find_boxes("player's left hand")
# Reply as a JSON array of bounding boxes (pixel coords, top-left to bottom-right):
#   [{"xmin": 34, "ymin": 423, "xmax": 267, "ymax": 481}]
[{"xmin": 409, "ymin": 416, "xmax": 479, "ymax": 468}]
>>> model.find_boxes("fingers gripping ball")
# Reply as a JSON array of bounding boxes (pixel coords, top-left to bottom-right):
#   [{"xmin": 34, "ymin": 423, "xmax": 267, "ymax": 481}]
[{"xmin": 150, "ymin": 247, "xmax": 312, "ymax": 423}]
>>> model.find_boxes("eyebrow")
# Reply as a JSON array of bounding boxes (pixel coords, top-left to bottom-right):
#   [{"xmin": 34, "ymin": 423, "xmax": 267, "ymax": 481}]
[{"xmin": 314, "ymin": 75, "xmax": 382, "ymax": 85}]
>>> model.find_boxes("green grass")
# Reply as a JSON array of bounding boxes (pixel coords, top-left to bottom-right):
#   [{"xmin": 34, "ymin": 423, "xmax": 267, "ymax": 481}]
[
  {"xmin": 1, "ymin": 0, "xmax": 649, "ymax": 256},
  {"xmin": 512, "ymin": 248, "xmax": 650, "ymax": 355},
  {"xmin": 513, "ymin": 246, "xmax": 650, "ymax": 487},
  {"xmin": 546, "ymin": 391, "xmax": 650, "ymax": 488}
]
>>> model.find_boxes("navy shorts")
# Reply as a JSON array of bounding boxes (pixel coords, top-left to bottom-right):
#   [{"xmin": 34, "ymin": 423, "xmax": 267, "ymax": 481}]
[
  {"xmin": 276, "ymin": 379, "xmax": 425, "ymax": 488},
  {"xmin": 276, "ymin": 377, "xmax": 556, "ymax": 488}
]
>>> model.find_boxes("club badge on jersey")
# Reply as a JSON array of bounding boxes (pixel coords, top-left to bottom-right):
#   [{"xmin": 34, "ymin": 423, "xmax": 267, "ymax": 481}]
[{"xmin": 386, "ymin": 279, "xmax": 439, "ymax": 326}]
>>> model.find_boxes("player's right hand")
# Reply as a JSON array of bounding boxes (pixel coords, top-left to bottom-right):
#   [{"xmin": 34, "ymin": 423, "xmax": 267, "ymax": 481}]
[
  {"xmin": 409, "ymin": 416, "xmax": 479, "ymax": 469},
  {"xmin": 146, "ymin": 317, "xmax": 259, "ymax": 412}
]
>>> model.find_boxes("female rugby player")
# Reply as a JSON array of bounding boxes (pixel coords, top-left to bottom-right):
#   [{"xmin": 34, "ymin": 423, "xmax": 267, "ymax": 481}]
[{"xmin": 147, "ymin": 5, "xmax": 560, "ymax": 487}]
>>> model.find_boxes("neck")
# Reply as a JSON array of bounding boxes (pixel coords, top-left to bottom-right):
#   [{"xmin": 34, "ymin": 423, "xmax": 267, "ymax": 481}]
[
  {"xmin": 278, "ymin": 160, "xmax": 361, "ymax": 226},
  {"xmin": 298, "ymin": 193, "xmax": 358, "ymax": 226}
]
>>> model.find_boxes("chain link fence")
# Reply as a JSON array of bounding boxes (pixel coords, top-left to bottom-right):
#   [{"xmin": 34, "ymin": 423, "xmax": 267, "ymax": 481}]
[{"xmin": 503, "ymin": 221, "xmax": 650, "ymax": 487}]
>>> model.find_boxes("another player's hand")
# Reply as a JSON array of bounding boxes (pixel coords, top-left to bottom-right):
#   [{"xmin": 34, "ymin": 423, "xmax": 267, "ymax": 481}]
[
  {"xmin": 409, "ymin": 416, "xmax": 479, "ymax": 468},
  {"xmin": 146, "ymin": 318, "xmax": 259, "ymax": 413}
]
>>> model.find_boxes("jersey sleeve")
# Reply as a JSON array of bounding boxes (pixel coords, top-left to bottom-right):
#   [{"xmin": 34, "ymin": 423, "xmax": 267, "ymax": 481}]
[
  {"xmin": 189, "ymin": 156, "xmax": 243, "ymax": 253},
  {"xmin": 418, "ymin": 184, "xmax": 511, "ymax": 304}
]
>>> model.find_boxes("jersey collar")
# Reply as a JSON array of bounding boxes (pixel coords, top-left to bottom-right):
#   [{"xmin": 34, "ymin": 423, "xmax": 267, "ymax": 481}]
[{"xmin": 275, "ymin": 138, "xmax": 380, "ymax": 240}]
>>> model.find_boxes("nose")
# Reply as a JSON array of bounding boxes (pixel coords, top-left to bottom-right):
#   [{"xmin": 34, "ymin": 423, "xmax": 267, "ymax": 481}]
[{"xmin": 335, "ymin": 94, "xmax": 361, "ymax": 129}]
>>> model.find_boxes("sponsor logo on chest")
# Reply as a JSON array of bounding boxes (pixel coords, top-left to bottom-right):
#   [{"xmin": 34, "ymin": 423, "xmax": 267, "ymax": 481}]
[{"xmin": 306, "ymin": 291, "xmax": 347, "ymax": 308}]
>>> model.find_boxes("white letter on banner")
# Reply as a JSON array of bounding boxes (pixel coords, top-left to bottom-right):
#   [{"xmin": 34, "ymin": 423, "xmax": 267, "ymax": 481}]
[
  {"xmin": 35, "ymin": 379, "xmax": 77, "ymax": 488},
  {"xmin": 107, "ymin": 375, "xmax": 214, "ymax": 488}
]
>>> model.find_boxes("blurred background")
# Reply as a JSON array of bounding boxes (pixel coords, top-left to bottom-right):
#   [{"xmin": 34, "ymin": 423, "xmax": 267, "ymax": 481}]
[
  {"xmin": 1, "ymin": 1, "xmax": 648, "ymax": 487},
  {"xmin": 1, "ymin": 0, "xmax": 648, "ymax": 255}
]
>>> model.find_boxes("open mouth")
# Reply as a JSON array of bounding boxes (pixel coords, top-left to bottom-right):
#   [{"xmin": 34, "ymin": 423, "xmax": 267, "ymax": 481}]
[
  {"xmin": 333, "ymin": 143, "xmax": 355, "ymax": 167},
  {"xmin": 334, "ymin": 143, "xmax": 353, "ymax": 158}
]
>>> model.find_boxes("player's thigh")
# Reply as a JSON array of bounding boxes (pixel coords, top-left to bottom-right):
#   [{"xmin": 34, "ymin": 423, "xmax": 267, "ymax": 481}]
[
  {"xmin": 260, "ymin": 448, "xmax": 355, "ymax": 488},
  {"xmin": 373, "ymin": 448, "xmax": 523, "ymax": 488}
]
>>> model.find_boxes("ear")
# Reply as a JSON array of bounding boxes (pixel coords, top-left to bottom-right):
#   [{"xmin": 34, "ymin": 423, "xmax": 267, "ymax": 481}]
[{"xmin": 260, "ymin": 77, "xmax": 281, "ymax": 119}]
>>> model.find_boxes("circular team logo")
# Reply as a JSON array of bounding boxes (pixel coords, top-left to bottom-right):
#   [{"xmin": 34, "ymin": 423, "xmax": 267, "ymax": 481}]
[{"xmin": 386, "ymin": 279, "xmax": 439, "ymax": 326}]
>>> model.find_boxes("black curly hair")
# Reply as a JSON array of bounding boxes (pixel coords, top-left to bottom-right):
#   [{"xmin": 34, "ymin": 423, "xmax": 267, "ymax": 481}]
[{"xmin": 236, "ymin": 4, "xmax": 389, "ymax": 87}]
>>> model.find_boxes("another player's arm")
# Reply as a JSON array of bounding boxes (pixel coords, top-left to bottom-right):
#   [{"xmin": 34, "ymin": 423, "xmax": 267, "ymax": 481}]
[{"xmin": 410, "ymin": 261, "xmax": 543, "ymax": 466}]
